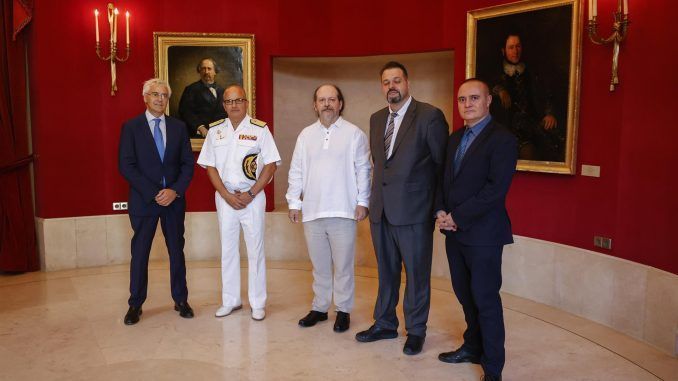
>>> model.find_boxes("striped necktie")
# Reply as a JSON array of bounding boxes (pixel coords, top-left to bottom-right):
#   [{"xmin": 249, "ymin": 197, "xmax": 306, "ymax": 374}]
[{"xmin": 384, "ymin": 112, "xmax": 398, "ymax": 159}]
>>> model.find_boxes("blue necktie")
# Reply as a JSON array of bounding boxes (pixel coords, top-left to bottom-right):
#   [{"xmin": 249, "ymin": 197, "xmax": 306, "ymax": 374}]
[
  {"xmin": 454, "ymin": 128, "xmax": 473, "ymax": 175},
  {"xmin": 153, "ymin": 118, "xmax": 166, "ymax": 187},
  {"xmin": 153, "ymin": 118, "xmax": 165, "ymax": 161}
]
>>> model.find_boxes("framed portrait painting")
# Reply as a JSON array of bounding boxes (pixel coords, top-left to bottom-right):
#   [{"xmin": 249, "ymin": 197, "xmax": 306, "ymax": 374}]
[
  {"xmin": 466, "ymin": 0, "xmax": 582, "ymax": 174},
  {"xmin": 154, "ymin": 32, "xmax": 255, "ymax": 151}
]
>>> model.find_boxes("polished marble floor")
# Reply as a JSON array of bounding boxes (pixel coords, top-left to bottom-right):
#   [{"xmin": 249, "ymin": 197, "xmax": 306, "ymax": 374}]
[{"xmin": 0, "ymin": 261, "xmax": 676, "ymax": 381}]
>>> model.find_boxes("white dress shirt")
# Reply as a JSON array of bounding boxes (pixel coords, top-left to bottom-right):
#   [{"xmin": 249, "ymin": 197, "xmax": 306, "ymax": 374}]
[
  {"xmin": 385, "ymin": 95, "xmax": 412, "ymax": 159},
  {"xmin": 286, "ymin": 117, "xmax": 372, "ymax": 222}
]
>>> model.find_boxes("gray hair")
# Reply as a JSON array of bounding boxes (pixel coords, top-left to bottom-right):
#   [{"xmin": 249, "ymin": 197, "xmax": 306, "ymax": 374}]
[{"xmin": 142, "ymin": 78, "xmax": 172, "ymax": 98}]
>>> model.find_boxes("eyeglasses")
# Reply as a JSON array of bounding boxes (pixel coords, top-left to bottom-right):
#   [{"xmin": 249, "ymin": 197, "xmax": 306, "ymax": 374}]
[
  {"xmin": 146, "ymin": 92, "xmax": 169, "ymax": 99},
  {"xmin": 457, "ymin": 95, "xmax": 482, "ymax": 104},
  {"xmin": 224, "ymin": 98, "xmax": 247, "ymax": 105}
]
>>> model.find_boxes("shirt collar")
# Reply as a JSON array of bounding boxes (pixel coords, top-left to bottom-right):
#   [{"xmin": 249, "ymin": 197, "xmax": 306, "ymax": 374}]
[
  {"xmin": 145, "ymin": 110, "xmax": 165, "ymax": 124},
  {"xmin": 318, "ymin": 116, "xmax": 343, "ymax": 130},
  {"xmin": 229, "ymin": 114, "xmax": 251, "ymax": 131},
  {"xmin": 466, "ymin": 114, "xmax": 492, "ymax": 135},
  {"xmin": 503, "ymin": 60, "xmax": 526, "ymax": 76}
]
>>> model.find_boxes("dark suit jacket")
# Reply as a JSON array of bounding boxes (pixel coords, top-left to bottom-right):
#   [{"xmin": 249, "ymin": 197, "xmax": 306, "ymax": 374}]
[
  {"xmin": 178, "ymin": 80, "xmax": 227, "ymax": 136},
  {"xmin": 118, "ymin": 113, "xmax": 194, "ymax": 216},
  {"xmin": 435, "ymin": 118, "xmax": 517, "ymax": 246},
  {"xmin": 369, "ymin": 98, "xmax": 449, "ymax": 225}
]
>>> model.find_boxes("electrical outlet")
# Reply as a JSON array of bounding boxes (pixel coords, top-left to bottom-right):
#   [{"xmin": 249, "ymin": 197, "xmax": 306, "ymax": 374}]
[
  {"xmin": 120, "ymin": 202, "xmax": 128, "ymax": 210},
  {"xmin": 594, "ymin": 235, "xmax": 612, "ymax": 249},
  {"xmin": 581, "ymin": 164, "xmax": 601, "ymax": 177},
  {"xmin": 112, "ymin": 202, "xmax": 121, "ymax": 211}
]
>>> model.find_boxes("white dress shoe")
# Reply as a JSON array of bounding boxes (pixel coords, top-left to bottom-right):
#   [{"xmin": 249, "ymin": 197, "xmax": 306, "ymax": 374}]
[
  {"xmin": 215, "ymin": 304, "xmax": 242, "ymax": 318},
  {"xmin": 251, "ymin": 308, "xmax": 265, "ymax": 321}
]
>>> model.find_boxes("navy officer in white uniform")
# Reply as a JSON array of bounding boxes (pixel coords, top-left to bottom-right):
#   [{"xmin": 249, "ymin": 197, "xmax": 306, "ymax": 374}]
[{"xmin": 197, "ymin": 84, "xmax": 281, "ymax": 321}]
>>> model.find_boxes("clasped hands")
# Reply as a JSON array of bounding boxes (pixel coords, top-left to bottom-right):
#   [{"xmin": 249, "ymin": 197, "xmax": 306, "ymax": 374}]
[
  {"xmin": 221, "ymin": 189, "xmax": 254, "ymax": 210},
  {"xmin": 155, "ymin": 188, "xmax": 177, "ymax": 206},
  {"xmin": 436, "ymin": 210, "xmax": 458, "ymax": 231}
]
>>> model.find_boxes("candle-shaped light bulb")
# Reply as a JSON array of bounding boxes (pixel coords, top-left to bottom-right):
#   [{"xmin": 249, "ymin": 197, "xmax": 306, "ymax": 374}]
[
  {"xmin": 588, "ymin": 0, "xmax": 592, "ymax": 20},
  {"xmin": 623, "ymin": 0, "xmax": 628, "ymax": 15},
  {"xmin": 113, "ymin": 8, "xmax": 119, "ymax": 43},
  {"xmin": 126, "ymin": 11, "xmax": 130, "ymax": 45},
  {"xmin": 592, "ymin": 0, "xmax": 597, "ymax": 18},
  {"xmin": 94, "ymin": 10, "xmax": 99, "ymax": 43}
]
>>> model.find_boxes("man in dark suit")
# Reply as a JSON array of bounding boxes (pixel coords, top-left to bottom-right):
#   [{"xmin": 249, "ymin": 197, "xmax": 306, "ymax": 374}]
[
  {"xmin": 178, "ymin": 57, "xmax": 227, "ymax": 137},
  {"xmin": 435, "ymin": 78, "xmax": 518, "ymax": 381},
  {"xmin": 119, "ymin": 78, "xmax": 195, "ymax": 325},
  {"xmin": 355, "ymin": 61, "xmax": 448, "ymax": 355}
]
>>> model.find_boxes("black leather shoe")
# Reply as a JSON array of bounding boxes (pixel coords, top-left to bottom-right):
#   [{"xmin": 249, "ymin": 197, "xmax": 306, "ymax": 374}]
[
  {"xmin": 333, "ymin": 312, "xmax": 350, "ymax": 333},
  {"xmin": 438, "ymin": 347, "xmax": 481, "ymax": 364},
  {"xmin": 174, "ymin": 302, "xmax": 194, "ymax": 318},
  {"xmin": 124, "ymin": 306, "xmax": 142, "ymax": 325},
  {"xmin": 481, "ymin": 374, "xmax": 502, "ymax": 381},
  {"xmin": 298, "ymin": 310, "xmax": 328, "ymax": 327},
  {"xmin": 355, "ymin": 325, "xmax": 398, "ymax": 342},
  {"xmin": 403, "ymin": 334, "xmax": 425, "ymax": 355}
]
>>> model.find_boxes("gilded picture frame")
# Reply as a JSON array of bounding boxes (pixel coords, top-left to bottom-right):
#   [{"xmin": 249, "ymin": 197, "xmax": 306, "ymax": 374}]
[
  {"xmin": 466, "ymin": 0, "xmax": 582, "ymax": 174},
  {"xmin": 154, "ymin": 32, "xmax": 256, "ymax": 151}
]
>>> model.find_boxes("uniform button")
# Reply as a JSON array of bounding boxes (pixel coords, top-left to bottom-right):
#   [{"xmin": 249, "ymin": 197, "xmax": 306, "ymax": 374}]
[{"xmin": 382, "ymin": 182, "xmax": 387, "ymax": 186}]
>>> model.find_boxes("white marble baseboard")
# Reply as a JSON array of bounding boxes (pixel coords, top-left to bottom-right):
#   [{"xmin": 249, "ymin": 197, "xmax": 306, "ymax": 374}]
[{"xmin": 35, "ymin": 212, "xmax": 677, "ymax": 356}]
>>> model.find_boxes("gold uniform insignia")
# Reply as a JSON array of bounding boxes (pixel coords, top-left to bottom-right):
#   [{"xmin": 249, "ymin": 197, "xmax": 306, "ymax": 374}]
[
  {"xmin": 209, "ymin": 119, "xmax": 225, "ymax": 128},
  {"xmin": 250, "ymin": 118, "xmax": 266, "ymax": 128},
  {"xmin": 242, "ymin": 153, "xmax": 258, "ymax": 180}
]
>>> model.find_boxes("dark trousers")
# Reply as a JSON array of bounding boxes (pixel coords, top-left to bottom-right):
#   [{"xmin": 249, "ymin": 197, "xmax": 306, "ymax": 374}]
[
  {"xmin": 128, "ymin": 207, "xmax": 188, "ymax": 307},
  {"xmin": 445, "ymin": 236, "xmax": 505, "ymax": 376},
  {"xmin": 370, "ymin": 216, "xmax": 433, "ymax": 337}
]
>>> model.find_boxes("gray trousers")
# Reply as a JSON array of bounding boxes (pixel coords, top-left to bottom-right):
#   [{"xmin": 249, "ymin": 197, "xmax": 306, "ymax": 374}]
[{"xmin": 303, "ymin": 217, "xmax": 357, "ymax": 313}]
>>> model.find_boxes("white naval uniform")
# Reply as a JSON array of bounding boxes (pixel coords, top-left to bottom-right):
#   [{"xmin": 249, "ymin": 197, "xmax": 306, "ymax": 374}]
[{"xmin": 197, "ymin": 115, "xmax": 281, "ymax": 309}]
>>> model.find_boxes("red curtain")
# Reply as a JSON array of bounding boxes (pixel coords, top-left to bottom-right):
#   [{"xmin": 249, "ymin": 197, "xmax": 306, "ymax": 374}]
[{"xmin": 0, "ymin": 0, "xmax": 37, "ymax": 272}]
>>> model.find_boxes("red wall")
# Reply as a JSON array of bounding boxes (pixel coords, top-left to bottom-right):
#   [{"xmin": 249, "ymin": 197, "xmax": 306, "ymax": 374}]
[{"xmin": 28, "ymin": 0, "xmax": 677, "ymax": 274}]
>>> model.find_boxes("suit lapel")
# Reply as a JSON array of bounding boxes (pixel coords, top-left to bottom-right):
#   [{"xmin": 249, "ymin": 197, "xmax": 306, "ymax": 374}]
[
  {"xmin": 373, "ymin": 108, "xmax": 388, "ymax": 160},
  {"xmin": 449, "ymin": 129, "xmax": 463, "ymax": 179},
  {"xmin": 390, "ymin": 99, "xmax": 417, "ymax": 159},
  {"xmin": 164, "ymin": 116, "xmax": 178, "ymax": 162},
  {"xmin": 457, "ymin": 121, "xmax": 495, "ymax": 175},
  {"xmin": 201, "ymin": 85, "xmax": 216, "ymax": 105},
  {"xmin": 141, "ymin": 114, "xmax": 165, "ymax": 164}
]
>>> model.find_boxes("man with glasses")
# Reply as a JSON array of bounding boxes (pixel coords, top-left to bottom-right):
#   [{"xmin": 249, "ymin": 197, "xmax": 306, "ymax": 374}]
[
  {"xmin": 287, "ymin": 84, "xmax": 371, "ymax": 333},
  {"xmin": 119, "ymin": 78, "xmax": 195, "ymax": 325},
  {"xmin": 434, "ymin": 78, "xmax": 517, "ymax": 381},
  {"xmin": 178, "ymin": 57, "xmax": 227, "ymax": 138},
  {"xmin": 197, "ymin": 84, "xmax": 280, "ymax": 321}
]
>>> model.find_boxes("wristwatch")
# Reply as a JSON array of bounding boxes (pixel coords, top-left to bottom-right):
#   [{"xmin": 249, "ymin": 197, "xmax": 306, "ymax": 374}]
[{"xmin": 247, "ymin": 190, "xmax": 256, "ymax": 199}]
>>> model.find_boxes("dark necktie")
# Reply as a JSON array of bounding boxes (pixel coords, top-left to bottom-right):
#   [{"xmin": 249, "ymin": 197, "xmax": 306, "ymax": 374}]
[
  {"xmin": 384, "ymin": 112, "xmax": 398, "ymax": 159},
  {"xmin": 454, "ymin": 128, "xmax": 473, "ymax": 175}
]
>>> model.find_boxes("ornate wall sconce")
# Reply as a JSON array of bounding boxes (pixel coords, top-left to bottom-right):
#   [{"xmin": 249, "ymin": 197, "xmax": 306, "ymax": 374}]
[
  {"xmin": 587, "ymin": 0, "xmax": 629, "ymax": 91},
  {"xmin": 94, "ymin": 3, "xmax": 130, "ymax": 95}
]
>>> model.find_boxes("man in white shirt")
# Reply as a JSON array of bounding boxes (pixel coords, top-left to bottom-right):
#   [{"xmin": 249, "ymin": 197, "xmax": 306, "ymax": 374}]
[
  {"xmin": 197, "ymin": 85, "xmax": 281, "ymax": 321},
  {"xmin": 286, "ymin": 84, "xmax": 372, "ymax": 332}
]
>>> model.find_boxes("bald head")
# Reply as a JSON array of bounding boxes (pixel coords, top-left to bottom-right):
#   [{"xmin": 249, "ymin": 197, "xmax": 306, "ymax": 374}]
[{"xmin": 457, "ymin": 78, "xmax": 492, "ymax": 126}]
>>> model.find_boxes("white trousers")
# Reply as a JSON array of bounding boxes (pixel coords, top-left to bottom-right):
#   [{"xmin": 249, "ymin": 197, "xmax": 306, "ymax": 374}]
[
  {"xmin": 215, "ymin": 191, "xmax": 267, "ymax": 309},
  {"xmin": 303, "ymin": 217, "xmax": 356, "ymax": 313}
]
